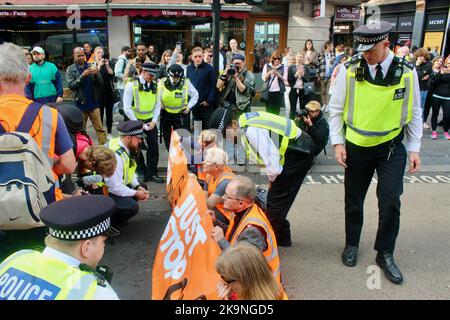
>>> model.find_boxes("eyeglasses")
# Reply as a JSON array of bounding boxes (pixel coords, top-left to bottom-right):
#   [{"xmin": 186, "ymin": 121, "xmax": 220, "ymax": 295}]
[
  {"xmin": 221, "ymin": 275, "xmax": 236, "ymax": 284},
  {"xmin": 273, "ymin": 57, "xmax": 281, "ymax": 61},
  {"xmin": 223, "ymin": 193, "xmax": 244, "ymax": 202}
]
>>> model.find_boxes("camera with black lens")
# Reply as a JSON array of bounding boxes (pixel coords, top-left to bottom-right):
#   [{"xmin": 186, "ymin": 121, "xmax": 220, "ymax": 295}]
[
  {"xmin": 227, "ymin": 64, "xmax": 237, "ymax": 76},
  {"xmin": 297, "ymin": 109, "xmax": 309, "ymax": 118},
  {"xmin": 295, "ymin": 109, "xmax": 309, "ymax": 131}
]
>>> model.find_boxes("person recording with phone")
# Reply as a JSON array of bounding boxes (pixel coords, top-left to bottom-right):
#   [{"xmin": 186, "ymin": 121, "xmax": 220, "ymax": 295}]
[
  {"xmin": 124, "ymin": 42, "xmax": 153, "ymax": 83},
  {"xmin": 93, "ymin": 46, "xmax": 115, "ymax": 140}
]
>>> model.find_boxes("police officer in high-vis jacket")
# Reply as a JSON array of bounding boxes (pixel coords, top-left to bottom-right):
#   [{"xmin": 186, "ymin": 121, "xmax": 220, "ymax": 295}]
[
  {"xmin": 157, "ymin": 64, "xmax": 199, "ymax": 150},
  {"xmin": 208, "ymin": 107, "xmax": 315, "ymax": 248},
  {"xmin": 0, "ymin": 196, "xmax": 120, "ymax": 300},
  {"xmin": 329, "ymin": 21, "xmax": 422, "ymax": 284},
  {"xmin": 105, "ymin": 121, "xmax": 150, "ymax": 228},
  {"xmin": 123, "ymin": 62, "xmax": 164, "ymax": 183}
]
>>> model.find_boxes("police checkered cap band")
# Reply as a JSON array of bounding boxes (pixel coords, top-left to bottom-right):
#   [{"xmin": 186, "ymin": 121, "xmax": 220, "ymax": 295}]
[
  {"xmin": 49, "ymin": 217, "xmax": 111, "ymax": 240},
  {"xmin": 218, "ymin": 108, "xmax": 228, "ymax": 133},
  {"xmin": 356, "ymin": 34, "xmax": 389, "ymax": 44},
  {"xmin": 119, "ymin": 129, "xmax": 143, "ymax": 136}
]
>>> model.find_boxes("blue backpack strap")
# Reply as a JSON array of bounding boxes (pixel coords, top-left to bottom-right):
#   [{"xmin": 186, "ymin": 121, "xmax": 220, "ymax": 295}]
[{"xmin": 17, "ymin": 102, "xmax": 43, "ymax": 133}]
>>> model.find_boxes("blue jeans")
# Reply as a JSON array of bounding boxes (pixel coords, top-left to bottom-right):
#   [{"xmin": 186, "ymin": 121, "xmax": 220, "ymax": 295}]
[{"xmin": 420, "ymin": 90, "xmax": 428, "ymax": 113}]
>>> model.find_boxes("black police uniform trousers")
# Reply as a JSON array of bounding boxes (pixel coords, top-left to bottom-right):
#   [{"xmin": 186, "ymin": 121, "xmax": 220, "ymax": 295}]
[
  {"xmin": 109, "ymin": 192, "xmax": 140, "ymax": 228},
  {"xmin": 266, "ymin": 147, "xmax": 314, "ymax": 245},
  {"xmin": 136, "ymin": 117, "xmax": 159, "ymax": 178},
  {"xmin": 161, "ymin": 109, "xmax": 190, "ymax": 150},
  {"xmin": 344, "ymin": 136, "xmax": 407, "ymax": 253}
]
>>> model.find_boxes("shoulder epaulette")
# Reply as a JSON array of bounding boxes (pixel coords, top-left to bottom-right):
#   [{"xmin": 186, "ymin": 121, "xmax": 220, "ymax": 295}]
[{"xmin": 344, "ymin": 54, "xmax": 362, "ymax": 69}]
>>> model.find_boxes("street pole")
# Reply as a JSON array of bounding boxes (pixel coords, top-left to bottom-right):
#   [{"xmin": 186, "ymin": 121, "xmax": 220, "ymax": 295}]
[{"xmin": 212, "ymin": 0, "xmax": 221, "ymax": 74}]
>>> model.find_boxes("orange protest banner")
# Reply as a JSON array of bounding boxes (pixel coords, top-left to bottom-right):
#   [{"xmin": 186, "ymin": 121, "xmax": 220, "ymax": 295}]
[
  {"xmin": 152, "ymin": 176, "xmax": 222, "ymax": 300},
  {"xmin": 166, "ymin": 131, "xmax": 189, "ymax": 208}
]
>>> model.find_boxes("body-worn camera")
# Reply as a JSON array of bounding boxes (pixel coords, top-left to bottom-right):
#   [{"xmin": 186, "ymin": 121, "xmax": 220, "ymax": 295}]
[{"xmin": 227, "ymin": 64, "xmax": 237, "ymax": 76}]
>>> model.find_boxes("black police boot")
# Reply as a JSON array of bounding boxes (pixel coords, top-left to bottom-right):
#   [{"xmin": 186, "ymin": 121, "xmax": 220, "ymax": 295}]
[
  {"xmin": 376, "ymin": 251, "xmax": 404, "ymax": 284},
  {"xmin": 148, "ymin": 175, "xmax": 165, "ymax": 184},
  {"xmin": 341, "ymin": 244, "xmax": 358, "ymax": 267}
]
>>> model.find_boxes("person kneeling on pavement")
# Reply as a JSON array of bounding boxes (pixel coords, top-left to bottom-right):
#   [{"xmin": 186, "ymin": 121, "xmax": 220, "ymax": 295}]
[
  {"xmin": 105, "ymin": 120, "xmax": 150, "ymax": 228},
  {"xmin": 0, "ymin": 196, "xmax": 120, "ymax": 300}
]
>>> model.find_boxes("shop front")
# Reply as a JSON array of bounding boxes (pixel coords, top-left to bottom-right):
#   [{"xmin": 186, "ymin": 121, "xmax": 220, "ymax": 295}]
[
  {"xmin": 332, "ymin": 5, "xmax": 362, "ymax": 48},
  {"xmin": 0, "ymin": 5, "xmax": 108, "ymax": 71},
  {"xmin": 381, "ymin": 15, "xmax": 416, "ymax": 53},
  {"xmin": 111, "ymin": 8, "xmax": 248, "ymax": 60}
]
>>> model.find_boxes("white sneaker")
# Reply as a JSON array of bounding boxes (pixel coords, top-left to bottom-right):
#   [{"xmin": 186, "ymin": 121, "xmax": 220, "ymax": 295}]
[
  {"xmin": 107, "ymin": 134, "xmax": 113, "ymax": 141},
  {"xmin": 423, "ymin": 123, "xmax": 430, "ymax": 129}
]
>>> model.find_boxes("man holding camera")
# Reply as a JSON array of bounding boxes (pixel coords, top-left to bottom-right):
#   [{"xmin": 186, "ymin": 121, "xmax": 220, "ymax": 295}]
[
  {"xmin": 296, "ymin": 101, "xmax": 330, "ymax": 157},
  {"xmin": 217, "ymin": 53, "xmax": 255, "ymax": 120}
]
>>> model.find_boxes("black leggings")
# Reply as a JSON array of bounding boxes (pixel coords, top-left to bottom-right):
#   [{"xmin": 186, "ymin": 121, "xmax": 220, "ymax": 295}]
[
  {"xmin": 431, "ymin": 96, "xmax": 450, "ymax": 132},
  {"xmin": 100, "ymin": 94, "xmax": 114, "ymax": 134},
  {"xmin": 265, "ymin": 91, "xmax": 285, "ymax": 116},
  {"xmin": 288, "ymin": 88, "xmax": 307, "ymax": 120}
]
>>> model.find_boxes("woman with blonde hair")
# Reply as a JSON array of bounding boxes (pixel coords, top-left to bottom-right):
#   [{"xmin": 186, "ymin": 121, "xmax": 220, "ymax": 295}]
[
  {"xmin": 216, "ymin": 242, "xmax": 285, "ymax": 300},
  {"xmin": 261, "ymin": 51, "xmax": 289, "ymax": 115},
  {"xmin": 158, "ymin": 49, "xmax": 173, "ymax": 78}
]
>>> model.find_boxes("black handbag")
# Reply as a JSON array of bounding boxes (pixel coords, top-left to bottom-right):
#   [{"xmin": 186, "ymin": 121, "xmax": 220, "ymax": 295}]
[
  {"xmin": 303, "ymin": 81, "xmax": 316, "ymax": 96},
  {"xmin": 112, "ymin": 89, "xmax": 121, "ymax": 104},
  {"xmin": 260, "ymin": 76, "xmax": 275, "ymax": 103}
]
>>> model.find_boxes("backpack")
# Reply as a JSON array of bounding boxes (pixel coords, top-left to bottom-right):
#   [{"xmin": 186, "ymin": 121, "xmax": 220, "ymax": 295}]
[{"xmin": 0, "ymin": 102, "xmax": 56, "ymax": 230}]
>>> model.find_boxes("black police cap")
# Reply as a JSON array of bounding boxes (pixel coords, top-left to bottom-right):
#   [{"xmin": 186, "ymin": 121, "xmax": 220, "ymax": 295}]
[
  {"xmin": 168, "ymin": 64, "xmax": 184, "ymax": 78},
  {"xmin": 141, "ymin": 62, "xmax": 158, "ymax": 76},
  {"xmin": 40, "ymin": 195, "xmax": 119, "ymax": 241},
  {"xmin": 117, "ymin": 120, "xmax": 144, "ymax": 137},
  {"xmin": 354, "ymin": 21, "xmax": 393, "ymax": 52}
]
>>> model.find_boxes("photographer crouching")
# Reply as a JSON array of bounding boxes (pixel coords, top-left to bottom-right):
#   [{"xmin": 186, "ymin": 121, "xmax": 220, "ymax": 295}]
[{"xmin": 296, "ymin": 101, "xmax": 330, "ymax": 157}]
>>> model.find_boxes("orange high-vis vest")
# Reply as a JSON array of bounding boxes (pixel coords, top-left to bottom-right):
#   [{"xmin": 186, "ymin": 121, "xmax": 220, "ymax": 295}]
[
  {"xmin": 205, "ymin": 166, "xmax": 234, "ymax": 222},
  {"xmin": 0, "ymin": 95, "xmax": 62, "ymax": 200},
  {"xmin": 196, "ymin": 164, "xmax": 206, "ymax": 182},
  {"xmin": 225, "ymin": 204, "xmax": 282, "ymax": 284}
]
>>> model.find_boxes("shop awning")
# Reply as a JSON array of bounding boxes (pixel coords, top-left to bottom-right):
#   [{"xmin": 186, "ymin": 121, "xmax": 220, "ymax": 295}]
[
  {"xmin": 0, "ymin": 1, "xmax": 107, "ymax": 18},
  {"xmin": 109, "ymin": 1, "xmax": 251, "ymax": 19},
  {"xmin": 111, "ymin": 9, "xmax": 249, "ymax": 19}
]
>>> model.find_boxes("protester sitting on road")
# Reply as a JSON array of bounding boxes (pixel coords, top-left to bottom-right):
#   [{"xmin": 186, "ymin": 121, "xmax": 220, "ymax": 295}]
[
  {"xmin": 203, "ymin": 147, "xmax": 235, "ymax": 226},
  {"xmin": 105, "ymin": 120, "xmax": 149, "ymax": 229},
  {"xmin": 215, "ymin": 241, "xmax": 285, "ymax": 300},
  {"xmin": 0, "ymin": 196, "xmax": 120, "ymax": 300},
  {"xmin": 189, "ymin": 129, "xmax": 218, "ymax": 186},
  {"xmin": 210, "ymin": 175, "xmax": 282, "ymax": 283}
]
